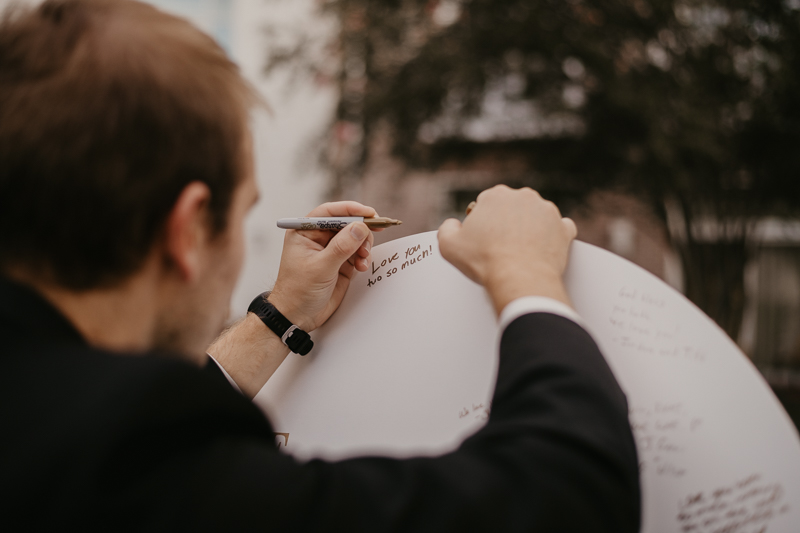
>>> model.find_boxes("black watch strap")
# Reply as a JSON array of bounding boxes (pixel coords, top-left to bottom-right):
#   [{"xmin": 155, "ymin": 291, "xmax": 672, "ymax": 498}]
[{"xmin": 247, "ymin": 292, "xmax": 313, "ymax": 356}]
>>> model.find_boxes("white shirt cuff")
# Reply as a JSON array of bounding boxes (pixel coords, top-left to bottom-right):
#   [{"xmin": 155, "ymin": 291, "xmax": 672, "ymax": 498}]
[
  {"xmin": 207, "ymin": 353, "xmax": 243, "ymax": 394},
  {"xmin": 498, "ymin": 296, "xmax": 586, "ymax": 332}
]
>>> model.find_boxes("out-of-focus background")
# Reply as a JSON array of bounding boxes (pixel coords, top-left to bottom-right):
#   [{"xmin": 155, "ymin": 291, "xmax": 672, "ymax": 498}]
[{"xmin": 3, "ymin": 0, "xmax": 799, "ymax": 426}]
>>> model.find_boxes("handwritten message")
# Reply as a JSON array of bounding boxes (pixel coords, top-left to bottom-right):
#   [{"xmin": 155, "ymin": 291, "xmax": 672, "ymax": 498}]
[
  {"xmin": 367, "ymin": 243, "xmax": 435, "ymax": 288},
  {"xmin": 608, "ymin": 286, "xmax": 707, "ymax": 363},
  {"xmin": 629, "ymin": 402, "xmax": 703, "ymax": 479},
  {"xmin": 458, "ymin": 402, "xmax": 491, "ymax": 422},
  {"xmin": 677, "ymin": 474, "xmax": 790, "ymax": 533}
]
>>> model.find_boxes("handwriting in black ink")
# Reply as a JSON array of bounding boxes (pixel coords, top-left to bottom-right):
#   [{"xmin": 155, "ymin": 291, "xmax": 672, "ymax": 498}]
[
  {"xmin": 676, "ymin": 473, "xmax": 788, "ymax": 533},
  {"xmin": 367, "ymin": 244, "xmax": 435, "ymax": 287}
]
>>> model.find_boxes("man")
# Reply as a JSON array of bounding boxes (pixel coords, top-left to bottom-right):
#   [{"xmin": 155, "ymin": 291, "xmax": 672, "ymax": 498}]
[{"xmin": 0, "ymin": 0, "xmax": 640, "ymax": 530}]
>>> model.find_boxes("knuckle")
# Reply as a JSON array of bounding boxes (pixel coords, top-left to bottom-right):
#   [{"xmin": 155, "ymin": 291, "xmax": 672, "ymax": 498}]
[
  {"xmin": 545, "ymin": 200, "xmax": 561, "ymax": 215},
  {"xmin": 524, "ymin": 187, "xmax": 542, "ymax": 199},
  {"xmin": 480, "ymin": 184, "xmax": 508, "ymax": 199},
  {"xmin": 516, "ymin": 187, "xmax": 541, "ymax": 203}
]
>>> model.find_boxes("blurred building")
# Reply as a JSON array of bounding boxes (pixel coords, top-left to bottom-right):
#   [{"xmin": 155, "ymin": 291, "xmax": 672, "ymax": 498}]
[{"xmin": 743, "ymin": 221, "xmax": 800, "ymax": 375}]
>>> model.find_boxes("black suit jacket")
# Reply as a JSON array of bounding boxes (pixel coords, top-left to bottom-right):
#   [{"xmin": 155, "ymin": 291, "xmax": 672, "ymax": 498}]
[{"xmin": 0, "ymin": 278, "xmax": 640, "ymax": 531}]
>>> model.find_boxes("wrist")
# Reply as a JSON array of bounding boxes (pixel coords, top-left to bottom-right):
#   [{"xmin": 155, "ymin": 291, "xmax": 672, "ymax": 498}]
[
  {"xmin": 485, "ymin": 263, "xmax": 572, "ymax": 315},
  {"xmin": 266, "ymin": 290, "xmax": 314, "ymax": 332},
  {"xmin": 248, "ymin": 292, "xmax": 314, "ymax": 356},
  {"xmin": 241, "ymin": 312, "xmax": 285, "ymax": 346},
  {"xmin": 207, "ymin": 314, "xmax": 290, "ymax": 399}
]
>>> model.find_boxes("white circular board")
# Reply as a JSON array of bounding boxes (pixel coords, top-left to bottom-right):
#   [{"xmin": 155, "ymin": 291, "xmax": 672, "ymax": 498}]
[{"xmin": 256, "ymin": 231, "xmax": 800, "ymax": 533}]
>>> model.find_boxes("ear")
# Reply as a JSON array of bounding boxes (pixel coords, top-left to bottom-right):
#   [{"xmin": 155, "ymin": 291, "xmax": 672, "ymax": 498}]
[{"xmin": 162, "ymin": 182, "xmax": 213, "ymax": 283}]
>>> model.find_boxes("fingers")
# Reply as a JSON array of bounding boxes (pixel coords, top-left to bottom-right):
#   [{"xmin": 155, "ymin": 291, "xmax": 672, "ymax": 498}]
[
  {"xmin": 299, "ymin": 202, "xmax": 379, "ymax": 249},
  {"xmin": 339, "ymin": 258, "xmax": 356, "ymax": 280},
  {"xmin": 436, "ymin": 218, "xmax": 462, "ymax": 253},
  {"xmin": 475, "ymin": 184, "xmax": 540, "ymax": 206},
  {"xmin": 437, "ymin": 217, "xmax": 483, "ymax": 284},
  {"xmin": 306, "ymin": 201, "xmax": 377, "ymax": 218},
  {"xmin": 352, "ymin": 228, "xmax": 373, "ymax": 271},
  {"xmin": 476, "ymin": 184, "xmax": 509, "ymax": 204},
  {"xmin": 319, "ymin": 221, "xmax": 371, "ymax": 272},
  {"xmin": 436, "ymin": 218, "xmax": 464, "ymax": 269},
  {"xmin": 354, "ymin": 245, "xmax": 370, "ymax": 272}
]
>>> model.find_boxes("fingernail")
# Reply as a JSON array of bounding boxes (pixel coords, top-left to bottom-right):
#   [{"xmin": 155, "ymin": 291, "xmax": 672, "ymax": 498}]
[
  {"xmin": 350, "ymin": 223, "xmax": 367, "ymax": 241},
  {"xmin": 364, "ymin": 241, "xmax": 371, "ymax": 252}
]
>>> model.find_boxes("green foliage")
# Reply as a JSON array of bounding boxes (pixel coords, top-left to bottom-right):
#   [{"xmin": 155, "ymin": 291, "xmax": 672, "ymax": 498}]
[{"xmin": 327, "ymin": 0, "xmax": 800, "ymax": 217}]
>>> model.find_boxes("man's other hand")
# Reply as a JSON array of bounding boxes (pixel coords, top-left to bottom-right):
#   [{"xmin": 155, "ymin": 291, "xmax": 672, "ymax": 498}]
[
  {"xmin": 437, "ymin": 185, "xmax": 578, "ymax": 315},
  {"xmin": 269, "ymin": 201, "xmax": 380, "ymax": 332}
]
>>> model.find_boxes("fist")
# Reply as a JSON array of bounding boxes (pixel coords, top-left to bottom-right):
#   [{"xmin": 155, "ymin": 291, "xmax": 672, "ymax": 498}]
[{"xmin": 437, "ymin": 185, "xmax": 577, "ymax": 313}]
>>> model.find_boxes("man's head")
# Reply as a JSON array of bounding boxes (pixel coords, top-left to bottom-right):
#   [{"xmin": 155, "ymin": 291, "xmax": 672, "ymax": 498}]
[
  {"xmin": 0, "ymin": 0, "xmax": 258, "ymax": 290},
  {"xmin": 0, "ymin": 0, "xmax": 262, "ymax": 359}
]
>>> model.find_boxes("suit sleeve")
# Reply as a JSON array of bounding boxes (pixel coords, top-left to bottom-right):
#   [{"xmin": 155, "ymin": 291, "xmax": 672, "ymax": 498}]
[{"xmin": 127, "ymin": 313, "xmax": 640, "ymax": 532}]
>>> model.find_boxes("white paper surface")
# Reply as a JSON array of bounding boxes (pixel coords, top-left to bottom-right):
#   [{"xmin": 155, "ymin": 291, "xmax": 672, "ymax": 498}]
[{"xmin": 255, "ymin": 231, "xmax": 800, "ymax": 533}]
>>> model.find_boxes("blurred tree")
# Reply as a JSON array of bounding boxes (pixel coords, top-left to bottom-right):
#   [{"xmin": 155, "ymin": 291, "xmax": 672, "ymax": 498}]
[{"xmin": 267, "ymin": 0, "xmax": 800, "ymax": 342}]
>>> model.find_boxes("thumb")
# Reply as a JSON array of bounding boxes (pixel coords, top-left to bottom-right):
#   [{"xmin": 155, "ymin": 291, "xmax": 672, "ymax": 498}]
[{"xmin": 320, "ymin": 222, "xmax": 369, "ymax": 267}]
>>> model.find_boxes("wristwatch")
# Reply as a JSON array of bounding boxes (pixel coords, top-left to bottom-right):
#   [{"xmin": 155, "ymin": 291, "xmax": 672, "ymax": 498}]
[{"xmin": 247, "ymin": 292, "xmax": 314, "ymax": 356}]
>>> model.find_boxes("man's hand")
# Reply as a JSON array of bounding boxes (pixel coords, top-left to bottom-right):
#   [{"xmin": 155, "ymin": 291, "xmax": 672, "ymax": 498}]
[
  {"xmin": 437, "ymin": 185, "xmax": 577, "ymax": 315},
  {"xmin": 208, "ymin": 201, "xmax": 378, "ymax": 398},
  {"xmin": 268, "ymin": 201, "xmax": 380, "ymax": 332}
]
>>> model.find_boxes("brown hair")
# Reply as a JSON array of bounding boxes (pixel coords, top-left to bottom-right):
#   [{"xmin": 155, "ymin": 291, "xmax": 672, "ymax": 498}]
[{"xmin": 0, "ymin": 0, "xmax": 259, "ymax": 289}]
